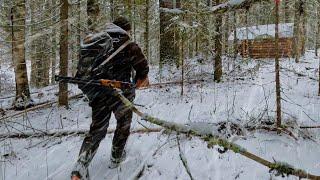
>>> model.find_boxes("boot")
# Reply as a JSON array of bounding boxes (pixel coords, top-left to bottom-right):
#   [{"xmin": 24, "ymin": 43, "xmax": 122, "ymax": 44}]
[{"xmin": 108, "ymin": 148, "xmax": 127, "ymax": 169}]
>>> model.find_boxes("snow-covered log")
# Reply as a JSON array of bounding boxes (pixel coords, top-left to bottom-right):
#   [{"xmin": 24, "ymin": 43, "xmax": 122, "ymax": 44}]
[{"xmin": 114, "ymin": 90, "xmax": 320, "ymax": 180}]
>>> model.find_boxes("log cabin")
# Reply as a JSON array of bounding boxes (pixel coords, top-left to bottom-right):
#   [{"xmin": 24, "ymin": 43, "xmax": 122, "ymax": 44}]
[{"xmin": 229, "ymin": 23, "xmax": 294, "ymax": 59}]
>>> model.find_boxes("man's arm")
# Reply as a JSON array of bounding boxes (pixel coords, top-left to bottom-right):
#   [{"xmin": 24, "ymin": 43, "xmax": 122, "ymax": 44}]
[{"xmin": 130, "ymin": 43, "xmax": 149, "ymax": 88}]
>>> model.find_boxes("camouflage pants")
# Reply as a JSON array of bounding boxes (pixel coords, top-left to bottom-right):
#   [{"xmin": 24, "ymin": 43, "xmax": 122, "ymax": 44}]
[{"xmin": 74, "ymin": 92, "xmax": 134, "ymax": 172}]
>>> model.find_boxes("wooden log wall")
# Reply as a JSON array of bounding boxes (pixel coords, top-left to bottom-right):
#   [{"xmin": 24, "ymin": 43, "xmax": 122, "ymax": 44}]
[{"xmin": 239, "ymin": 37, "xmax": 294, "ymax": 58}]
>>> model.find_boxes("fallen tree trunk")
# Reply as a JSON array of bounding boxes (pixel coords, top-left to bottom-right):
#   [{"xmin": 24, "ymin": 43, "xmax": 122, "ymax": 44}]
[
  {"xmin": 0, "ymin": 94, "xmax": 84, "ymax": 122},
  {"xmin": 0, "ymin": 128, "xmax": 162, "ymax": 139},
  {"xmin": 114, "ymin": 90, "xmax": 320, "ymax": 180}
]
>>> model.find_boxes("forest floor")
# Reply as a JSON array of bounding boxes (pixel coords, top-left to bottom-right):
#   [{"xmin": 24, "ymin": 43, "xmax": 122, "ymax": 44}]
[{"xmin": 0, "ymin": 52, "xmax": 319, "ymax": 180}]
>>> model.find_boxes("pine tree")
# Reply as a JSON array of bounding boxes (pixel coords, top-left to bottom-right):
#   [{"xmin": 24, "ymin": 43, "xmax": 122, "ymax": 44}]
[
  {"xmin": 30, "ymin": 0, "xmax": 50, "ymax": 88},
  {"xmin": 275, "ymin": 0, "xmax": 282, "ymax": 127},
  {"xmin": 214, "ymin": 0, "xmax": 223, "ymax": 82},
  {"xmin": 11, "ymin": 0, "xmax": 33, "ymax": 109},
  {"xmin": 50, "ymin": 0, "xmax": 57, "ymax": 84},
  {"xmin": 293, "ymin": 0, "xmax": 304, "ymax": 63},
  {"xmin": 58, "ymin": 0, "xmax": 69, "ymax": 107},
  {"xmin": 283, "ymin": 0, "xmax": 290, "ymax": 23},
  {"xmin": 87, "ymin": 0, "xmax": 100, "ymax": 32}
]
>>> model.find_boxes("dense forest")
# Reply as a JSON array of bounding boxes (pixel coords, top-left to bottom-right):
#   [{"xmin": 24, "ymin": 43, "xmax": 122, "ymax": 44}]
[{"xmin": 0, "ymin": 0, "xmax": 319, "ymax": 180}]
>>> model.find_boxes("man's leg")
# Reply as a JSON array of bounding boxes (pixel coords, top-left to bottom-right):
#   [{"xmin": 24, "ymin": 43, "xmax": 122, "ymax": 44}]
[
  {"xmin": 111, "ymin": 100, "xmax": 133, "ymax": 161},
  {"xmin": 72, "ymin": 104, "xmax": 111, "ymax": 178}
]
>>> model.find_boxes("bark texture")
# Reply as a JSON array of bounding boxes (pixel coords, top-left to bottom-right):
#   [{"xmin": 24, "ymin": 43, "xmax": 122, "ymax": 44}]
[
  {"xmin": 214, "ymin": 0, "xmax": 223, "ymax": 82},
  {"xmin": 275, "ymin": 0, "xmax": 282, "ymax": 127},
  {"xmin": 11, "ymin": 0, "xmax": 33, "ymax": 109},
  {"xmin": 58, "ymin": 0, "xmax": 69, "ymax": 107}
]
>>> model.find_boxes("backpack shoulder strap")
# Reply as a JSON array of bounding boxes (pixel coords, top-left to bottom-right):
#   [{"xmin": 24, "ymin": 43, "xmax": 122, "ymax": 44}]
[{"xmin": 92, "ymin": 40, "xmax": 131, "ymax": 73}]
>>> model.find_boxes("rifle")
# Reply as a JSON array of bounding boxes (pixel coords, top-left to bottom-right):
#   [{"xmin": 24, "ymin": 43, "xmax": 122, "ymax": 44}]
[{"xmin": 55, "ymin": 75, "xmax": 134, "ymax": 89}]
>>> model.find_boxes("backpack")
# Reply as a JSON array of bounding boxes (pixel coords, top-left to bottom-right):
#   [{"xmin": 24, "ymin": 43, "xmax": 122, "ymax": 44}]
[
  {"xmin": 75, "ymin": 23, "xmax": 131, "ymax": 93},
  {"xmin": 75, "ymin": 31, "xmax": 113, "ymax": 80}
]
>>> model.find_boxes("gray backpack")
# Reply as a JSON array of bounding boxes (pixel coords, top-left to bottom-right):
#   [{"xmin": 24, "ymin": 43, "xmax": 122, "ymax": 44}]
[
  {"xmin": 76, "ymin": 31, "xmax": 113, "ymax": 80},
  {"xmin": 75, "ymin": 23, "xmax": 130, "ymax": 93}
]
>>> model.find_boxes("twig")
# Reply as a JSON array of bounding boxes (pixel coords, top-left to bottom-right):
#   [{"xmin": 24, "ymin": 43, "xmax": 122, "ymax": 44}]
[
  {"xmin": 281, "ymin": 67, "xmax": 319, "ymax": 81},
  {"xmin": 246, "ymin": 125, "xmax": 298, "ymax": 141},
  {"xmin": 177, "ymin": 135, "xmax": 195, "ymax": 180},
  {"xmin": 300, "ymin": 126, "xmax": 320, "ymax": 129}
]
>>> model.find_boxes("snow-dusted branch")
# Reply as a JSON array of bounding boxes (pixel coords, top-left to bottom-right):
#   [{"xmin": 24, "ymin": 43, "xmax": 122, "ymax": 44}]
[
  {"xmin": 0, "ymin": 128, "xmax": 162, "ymax": 139},
  {"xmin": 114, "ymin": 90, "xmax": 320, "ymax": 180},
  {"xmin": 160, "ymin": 0, "xmax": 270, "ymax": 15},
  {"xmin": 209, "ymin": 0, "xmax": 269, "ymax": 14}
]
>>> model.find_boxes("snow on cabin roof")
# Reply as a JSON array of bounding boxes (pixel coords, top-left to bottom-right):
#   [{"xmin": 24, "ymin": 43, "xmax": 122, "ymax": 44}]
[{"xmin": 228, "ymin": 23, "xmax": 294, "ymax": 41}]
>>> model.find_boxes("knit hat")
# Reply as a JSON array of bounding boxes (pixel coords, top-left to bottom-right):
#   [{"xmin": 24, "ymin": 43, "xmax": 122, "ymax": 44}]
[{"xmin": 113, "ymin": 17, "xmax": 131, "ymax": 31}]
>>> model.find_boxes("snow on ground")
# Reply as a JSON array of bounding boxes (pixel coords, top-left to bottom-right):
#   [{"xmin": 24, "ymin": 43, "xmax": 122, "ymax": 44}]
[{"xmin": 0, "ymin": 52, "xmax": 319, "ymax": 180}]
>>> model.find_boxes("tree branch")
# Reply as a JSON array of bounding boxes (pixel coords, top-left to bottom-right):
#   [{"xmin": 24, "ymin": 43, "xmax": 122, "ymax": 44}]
[{"xmin": 0, "ymin": 128, "xmax": 162, "ymax": 139}]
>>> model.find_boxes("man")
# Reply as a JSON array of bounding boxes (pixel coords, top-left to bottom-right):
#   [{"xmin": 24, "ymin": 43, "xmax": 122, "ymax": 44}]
[{"xmin": 71, "ymin": 17, "xmax": 149, "ymax": 180}]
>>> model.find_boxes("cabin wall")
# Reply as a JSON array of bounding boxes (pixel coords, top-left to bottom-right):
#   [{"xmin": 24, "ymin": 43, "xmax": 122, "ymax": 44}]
[{"xmin": 239, "ymin": 37, "xmax": 294, "ymax": 58}]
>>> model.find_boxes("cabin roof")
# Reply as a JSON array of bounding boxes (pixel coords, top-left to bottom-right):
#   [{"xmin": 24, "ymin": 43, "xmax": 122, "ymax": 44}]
[{"xmin": 228, "ymin": 23, "xmax": 294, "ymax": 41}]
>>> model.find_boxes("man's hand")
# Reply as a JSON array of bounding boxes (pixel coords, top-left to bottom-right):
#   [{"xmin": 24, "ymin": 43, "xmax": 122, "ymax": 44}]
[{"xmin": 136, "ymin": 76, "xmax": 150, "ymax": 89}]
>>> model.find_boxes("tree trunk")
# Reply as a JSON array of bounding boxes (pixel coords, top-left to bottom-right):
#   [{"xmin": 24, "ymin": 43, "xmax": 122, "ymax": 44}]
[
  {"xmin": 301, "ymin": 1, "xmax": 307, "ymax": 56},
  {"xmin": 59, "ymin": 0, "xmax": 69, "ymax": 107},
  {"xmin": 160, "ymin": 1, "xmax": 179, "ymax": 65},
  {"xmin": 316, "ymin": 2, "xmax": 320, "ymax": 57},
  {"xmin": 317, "ymin": 1, "xmax": 320, "ymax": 96},
  {"xmin": 283, "ymin": 0, "xmax": 290, "ymax": 23},
  {"xmin": 30, "ymin": 0, "xmax": 50, "ymax": 88},
  {"xmin": 232, "ymin": 11, "xmax": 238, "ymax": 72},
  {"xmin": 275, "ymin": 1, "xmax": 282, "ymax": 128},
  {"xmin": 224, "ymin": 12, "xmax": 229, "ymax": 55},
  {"xmin": 87, "ymin": 0, "xmax": 100, "ymax": 32},
  {"xmin": 70, "ymin": 0, "xmax": 81, "ymax": 76},
  {"xmin": 11, "ymin": 0, "xmax": 33, "ymax": 109},
  {"xmin": 195, "ymin": 0, "xmax": 199, "ymax": 54},
  {"xmin": 30, "ymin": 1, "xmax": 37, "ymax": 87},
  {"xmin": 233, "ymin": 11, "xmax": 238, "ymax": 62},
  {"xmin": 244, "ymin": 8, "xmax": 249, "ymax": 58},
  {"xmin": 214, "ymin": 0, "xmax": 223, "ymax": 82},
  {"xmin": 110, "ymin": 0, "xmax": 115, "ymax": 20},
  {"xmin": 180, "ymin": 16, "xmax": 185, "ymax": 96},
  {"xmin": 50, "ymin": 0, "xmax": 57, "ymax": 84},
  {"xmin": 293, "ymin": 0, "xmax": 303, "ymax": 63},
  {"xmin": 144, "ymin": 0, "xmax": 149, "ymax": 60}
]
